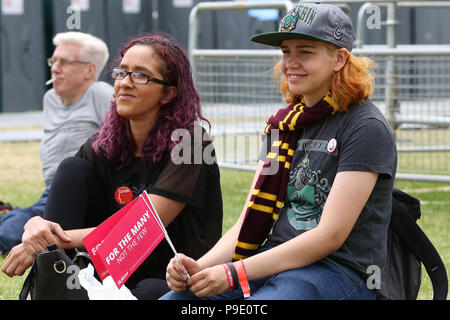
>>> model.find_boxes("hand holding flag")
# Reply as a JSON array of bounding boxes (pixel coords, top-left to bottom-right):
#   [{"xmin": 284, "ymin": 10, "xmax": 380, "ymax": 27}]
[
  {"xmin": 141, "ymin": 191, "xmax": 190, "ymax": 279},
  {"xmin": 83, "ymin": 191, "xmax": 187, "ymax": 288}
]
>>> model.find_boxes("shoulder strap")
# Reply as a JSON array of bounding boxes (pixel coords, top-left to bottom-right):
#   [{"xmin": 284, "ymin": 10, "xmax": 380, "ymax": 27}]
[{"xmin": 391, "ymin": 189, "xmax": 448, "ymax": 300}]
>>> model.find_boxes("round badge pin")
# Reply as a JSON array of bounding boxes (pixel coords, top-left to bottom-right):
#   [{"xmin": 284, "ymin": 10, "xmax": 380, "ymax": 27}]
[
  {"xmin": 327, "ymin": 138, "xmax": 337, "ymax": 153},
  {"xmin": 115, "ymin": 186, "xmax": 133, "ymax": 205}
]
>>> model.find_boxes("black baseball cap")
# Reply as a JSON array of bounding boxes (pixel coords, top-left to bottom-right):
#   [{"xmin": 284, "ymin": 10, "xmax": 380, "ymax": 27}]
[{"xmin": 251, "ymin": 3, "xmax": 355, "ymax": 52}]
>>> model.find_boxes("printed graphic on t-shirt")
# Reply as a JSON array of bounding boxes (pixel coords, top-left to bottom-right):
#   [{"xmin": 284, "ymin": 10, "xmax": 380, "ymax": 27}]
[
  {"xmin": 286, "ymin": 165, "xmax": 331, "ymax": 231},
  {"xmin": 285, "ymin": 138, "xmax": 334, "ymax": 231}
]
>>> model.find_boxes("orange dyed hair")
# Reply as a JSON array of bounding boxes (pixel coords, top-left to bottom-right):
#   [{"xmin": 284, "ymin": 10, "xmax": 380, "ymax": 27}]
[{"xmin": 273, "ymin": 46, "xmax": 376, "ymax": 111}]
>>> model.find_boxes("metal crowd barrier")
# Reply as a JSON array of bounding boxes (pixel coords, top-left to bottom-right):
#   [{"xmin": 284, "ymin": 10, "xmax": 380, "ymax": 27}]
[{"xmin": 189, "ymin": 1, "xmax": 450, "ymax": 182}]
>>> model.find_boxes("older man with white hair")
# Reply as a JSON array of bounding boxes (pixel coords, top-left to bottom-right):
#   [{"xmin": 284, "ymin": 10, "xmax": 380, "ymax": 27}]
[{"xmin": 0, "ymin": 32, "xmax": 113, "ymax": 254}]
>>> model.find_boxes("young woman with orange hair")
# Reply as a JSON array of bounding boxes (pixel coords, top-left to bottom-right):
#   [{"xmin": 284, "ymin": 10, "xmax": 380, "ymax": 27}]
[{"xmin": 163, "ymin": 3, "xmax": 397, "ymax": 300}]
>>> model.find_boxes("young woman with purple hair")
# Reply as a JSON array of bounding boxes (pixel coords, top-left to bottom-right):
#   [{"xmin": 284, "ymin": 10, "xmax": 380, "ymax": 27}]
[{"xmin": 2, "ymin": 33, "xmax": 223, "ymax": 299}]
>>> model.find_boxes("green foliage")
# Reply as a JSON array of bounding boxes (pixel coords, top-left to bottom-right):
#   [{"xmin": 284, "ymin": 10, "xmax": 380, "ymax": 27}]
[{"xmin": 219, "ymin": 168, "xmax": 254, "ymax": 233}]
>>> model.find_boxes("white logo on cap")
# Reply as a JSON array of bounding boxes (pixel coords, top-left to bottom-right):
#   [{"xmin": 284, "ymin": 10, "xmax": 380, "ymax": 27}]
[{"xmin": 333, "ymin": 25, "xmax": 343, "ymax": 40}]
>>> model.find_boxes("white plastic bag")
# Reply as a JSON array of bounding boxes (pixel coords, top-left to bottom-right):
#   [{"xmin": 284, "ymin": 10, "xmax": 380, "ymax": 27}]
[{"xmin": 78, "ymin": 264, "xmax": 137, "ymax": 300}]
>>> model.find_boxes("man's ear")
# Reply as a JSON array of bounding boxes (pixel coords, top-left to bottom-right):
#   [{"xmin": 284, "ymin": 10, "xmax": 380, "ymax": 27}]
[
  {"xmin": 333, "ymin": 48, "xmax": 349, "ymax": 72},
  {"xmin": 85, "ymin": 63, "xmax": 97, "ymax": 80},
  {"xmin": 162, "ymin": 86, "xmax": 178, "ymax": 105}
]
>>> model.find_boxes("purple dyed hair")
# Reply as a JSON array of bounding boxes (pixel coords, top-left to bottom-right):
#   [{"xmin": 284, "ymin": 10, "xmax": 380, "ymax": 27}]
[{"xmin": 92, "ymin": 33, "xmax": 209, "ymax": 167}]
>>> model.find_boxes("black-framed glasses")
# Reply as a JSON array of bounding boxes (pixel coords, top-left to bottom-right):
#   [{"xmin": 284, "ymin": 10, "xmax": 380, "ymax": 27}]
[
  {"xmin": 47, "ymin": 57, "xmax": 90, "ymax": 67},
  {"xmin": 111, "ymin": 68, "xmax": 170, "ymax": 86}
]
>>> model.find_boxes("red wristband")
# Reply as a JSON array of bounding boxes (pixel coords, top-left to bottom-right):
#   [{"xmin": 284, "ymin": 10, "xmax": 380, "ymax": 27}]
[
  {"xmin": 233, "ymin": 260, "xmax": 251, "ymax": 298},
  {"xmin": 222, "ymin": 263, "xmax": 235, "ymax": 291}
]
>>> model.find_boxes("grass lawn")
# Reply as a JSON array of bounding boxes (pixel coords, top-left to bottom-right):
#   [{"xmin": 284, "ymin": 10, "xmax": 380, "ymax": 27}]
[{"xmin": 0, "ymin": 141, "xmax": 448, "ymax": 300}]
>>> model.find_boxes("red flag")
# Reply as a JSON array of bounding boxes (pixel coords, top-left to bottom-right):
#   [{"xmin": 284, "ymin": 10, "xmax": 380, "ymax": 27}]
[
  {"xmin": 83, "ymin": 191, "xmax": 183, "ymax": 288},
  {"xmin": 83, "ymin": 197, "xmax": 139, "ymax": 280},
  {"xmin": 95, "ymin": 194, "xmax": 165, "ymax": 288}
]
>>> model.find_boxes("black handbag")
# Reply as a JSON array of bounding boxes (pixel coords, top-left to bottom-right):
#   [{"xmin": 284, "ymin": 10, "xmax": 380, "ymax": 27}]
[{"xmin": 19, "ymin": 244, "xmax": 91, "ymax": 300}]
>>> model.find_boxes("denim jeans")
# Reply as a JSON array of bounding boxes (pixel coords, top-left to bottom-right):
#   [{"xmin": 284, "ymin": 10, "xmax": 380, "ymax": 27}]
[
  {"xmin": 0, "ymin": 185, "xmax": 50, "ymax": 253},
  {"xmin": 160, "ymin": 256, "xmax": 376, "ymax": 300}
]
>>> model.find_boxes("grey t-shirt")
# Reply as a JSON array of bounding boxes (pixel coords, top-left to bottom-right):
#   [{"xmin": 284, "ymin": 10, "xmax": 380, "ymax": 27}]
[
  {"xmin": 259, "ymin": 99, "xmax": 397, "ymax": 281},
  {"xmin": 40, "ymin": 81, "xmax": 113, "ymax": 185}
]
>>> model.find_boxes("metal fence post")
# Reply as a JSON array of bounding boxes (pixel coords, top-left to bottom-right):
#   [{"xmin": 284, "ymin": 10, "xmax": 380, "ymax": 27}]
[
  {"xmin": 385, "ymin": 2, "xmax": 400, "ymax": 129},
  {"xmin": 188, "ymin": 1, "xmax": 293, "ymax": 69}
]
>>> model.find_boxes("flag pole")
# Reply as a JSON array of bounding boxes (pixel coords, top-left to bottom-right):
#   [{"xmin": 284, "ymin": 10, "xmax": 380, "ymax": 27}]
[{"xmin": 141, "ymin": 192, "xmax": 190, "ymax": 278}]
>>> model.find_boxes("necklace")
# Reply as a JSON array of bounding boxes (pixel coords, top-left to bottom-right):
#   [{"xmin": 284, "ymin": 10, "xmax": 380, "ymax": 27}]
[{"xmin": 301, "ymin": 118, "xmax": 329, "ymax": 169}]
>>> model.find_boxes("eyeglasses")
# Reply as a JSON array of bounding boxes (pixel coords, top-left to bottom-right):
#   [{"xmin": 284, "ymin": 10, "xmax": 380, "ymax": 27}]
[
  {"xmin": 111, "ymin": 68, "xmax": 170, "ymax": 86},
  {"xmin": 47, "ymin": 57, "xmax": 90, "ymax": 67}
]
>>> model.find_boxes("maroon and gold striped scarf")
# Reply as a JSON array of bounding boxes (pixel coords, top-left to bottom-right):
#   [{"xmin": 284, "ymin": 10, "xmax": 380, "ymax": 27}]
[{"xmin": 233, "ymin": 93, "xmax": 339, "ymax": 260}]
